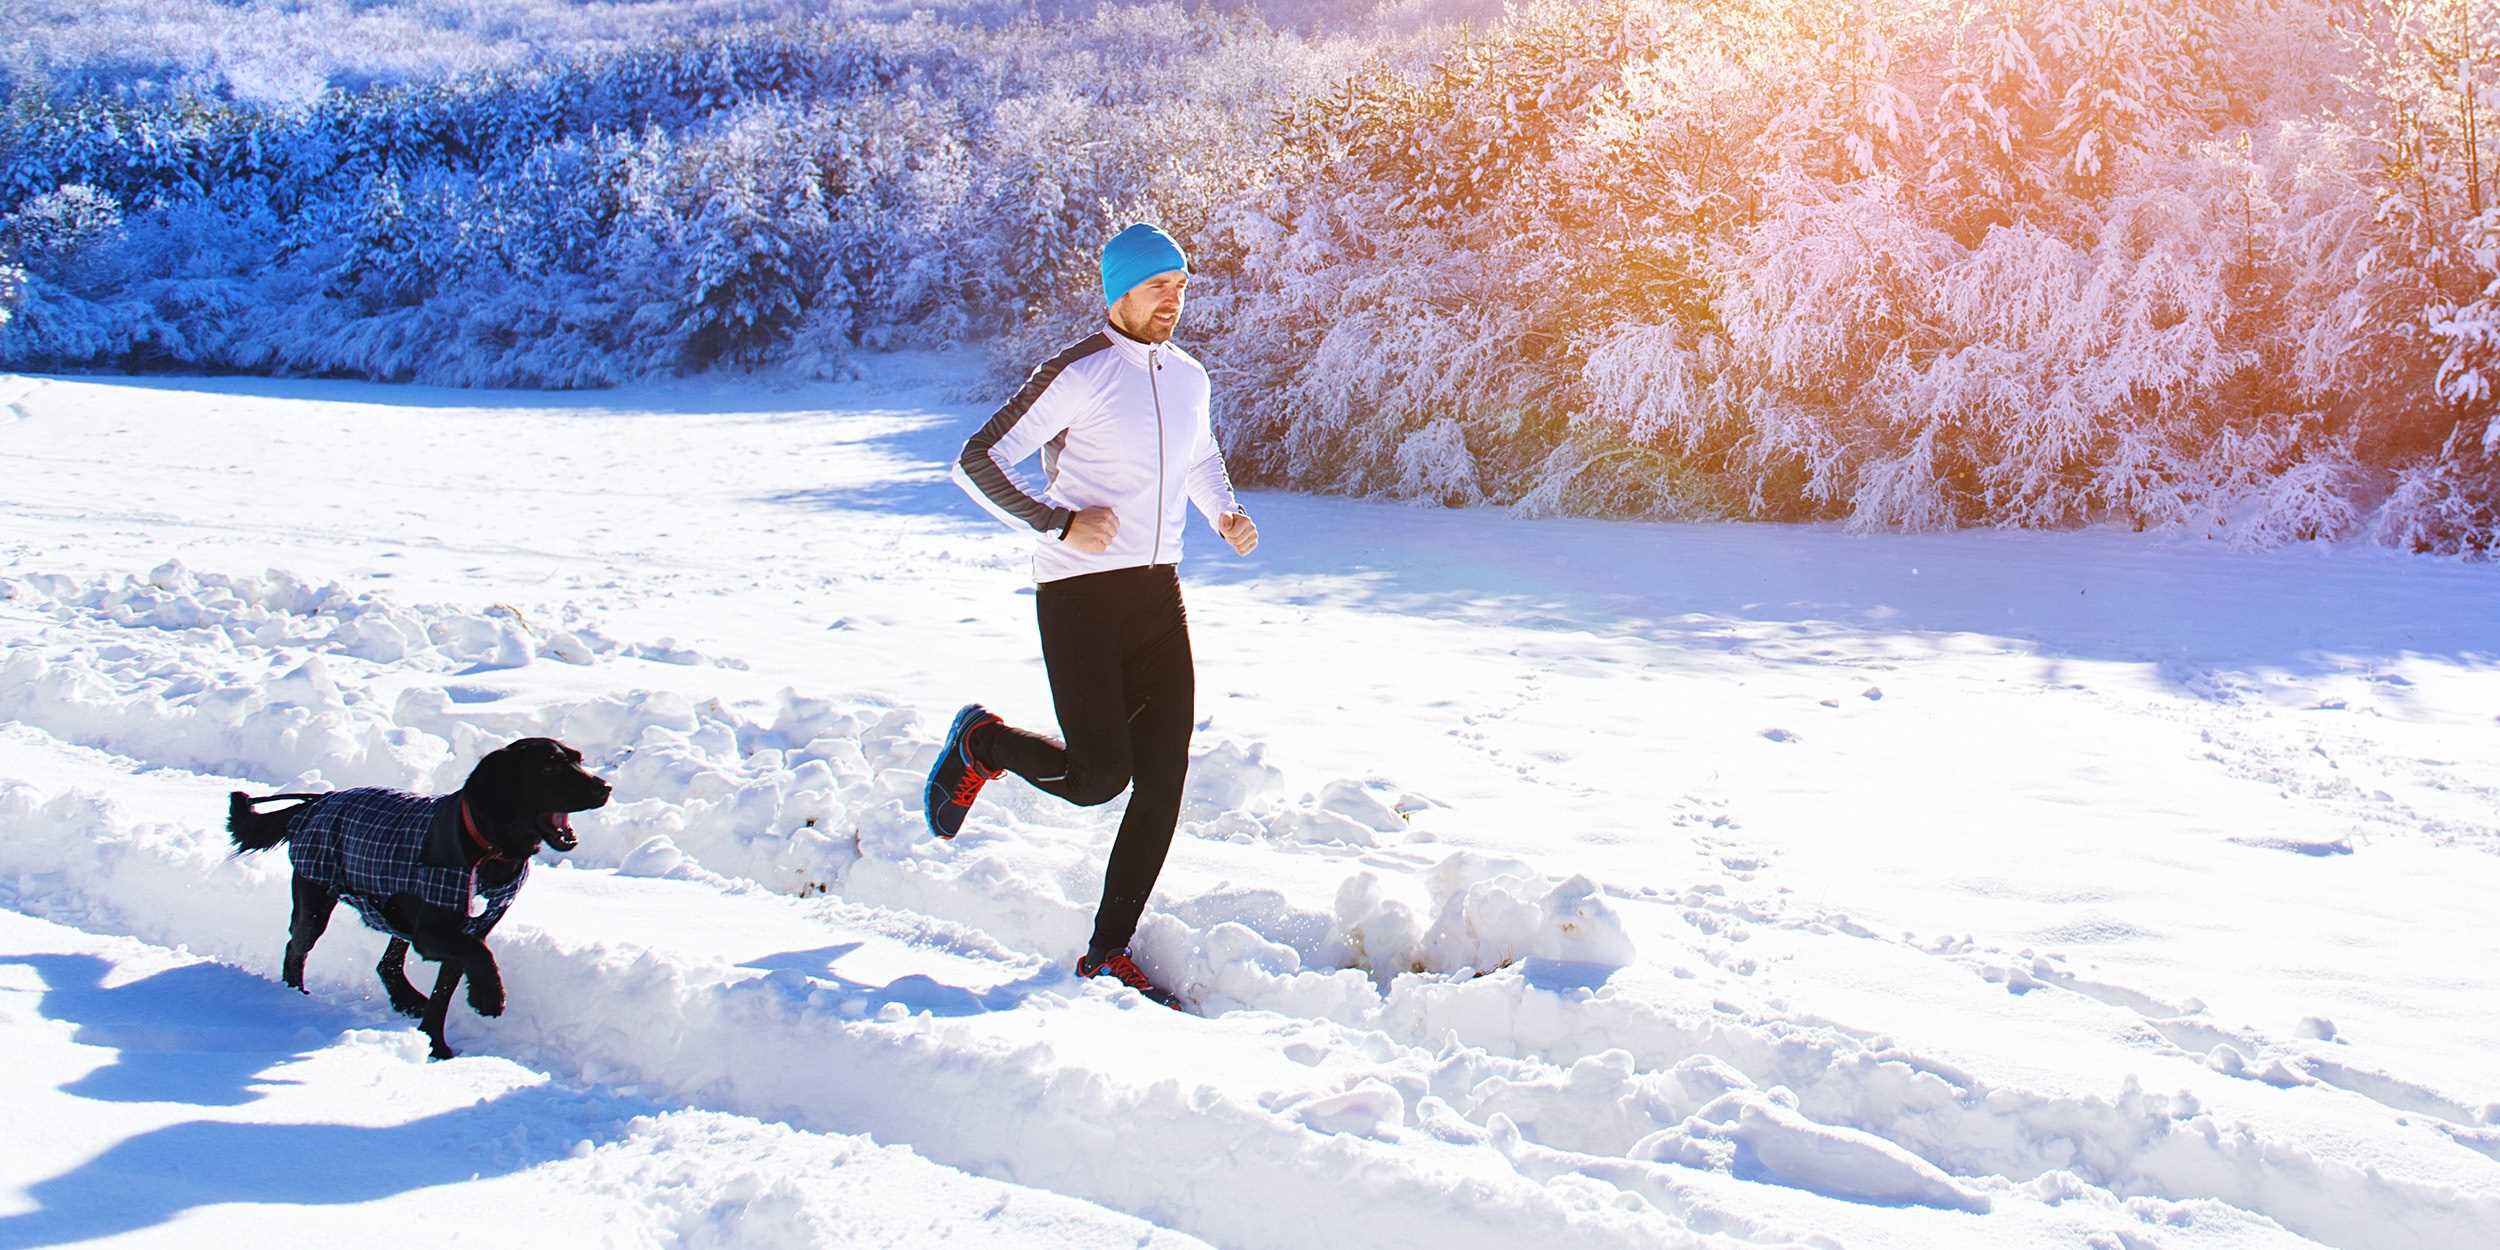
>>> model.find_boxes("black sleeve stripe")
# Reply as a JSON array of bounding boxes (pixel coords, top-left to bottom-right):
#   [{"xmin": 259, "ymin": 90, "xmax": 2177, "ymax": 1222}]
[{"xmin": 958, "ymin": 333, "xmax": 1111, "ymax": 533}]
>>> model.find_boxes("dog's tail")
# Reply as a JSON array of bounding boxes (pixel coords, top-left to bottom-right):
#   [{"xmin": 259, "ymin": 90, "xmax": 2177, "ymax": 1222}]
[{"xmin": 228, "ymin": 792, "xmax": 322, "ymax": 853}]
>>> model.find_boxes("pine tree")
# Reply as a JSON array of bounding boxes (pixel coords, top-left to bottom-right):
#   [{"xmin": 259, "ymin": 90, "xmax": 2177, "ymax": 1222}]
[
  {"xmin": 1921, "ymin": 1, "xmax": 2057, "ymax": 240},
  {"xmin": 2039, "ymin": 0, "xmax": 2163, "ymax": 200},
  {"xmin": 330, "ymin": 168, "xmax": 429, "ymax": 309},
  {"xmin": 674, "ymin": 111, "xmax": 833, "ymax": 370}
]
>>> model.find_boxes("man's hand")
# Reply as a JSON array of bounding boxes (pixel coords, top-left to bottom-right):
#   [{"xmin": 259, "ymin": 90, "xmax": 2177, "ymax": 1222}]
[
  {"xmin": 1064, "ymin": 506, "xmax": 1119, "ymax": 553},
  {"xmin": 1217, "ymin": 511, "xmax": 1258, "ymax": 556}
]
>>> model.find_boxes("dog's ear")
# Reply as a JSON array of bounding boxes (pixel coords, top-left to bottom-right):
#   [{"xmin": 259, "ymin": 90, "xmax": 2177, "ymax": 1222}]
[
  {"xmin": 461, "ymin": 745, "xmax": 543, "ymax": 858},
  {"xmin": 462, "ymin": 742, "xmax": 523, "ymax": 809}
]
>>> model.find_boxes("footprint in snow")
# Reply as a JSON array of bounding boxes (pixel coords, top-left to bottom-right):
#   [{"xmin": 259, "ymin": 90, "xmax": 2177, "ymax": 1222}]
[
  {"xmin": 2226, "ymin": 833, "xmax": 2354, "ymax": 857},
  {"xmin": 1760, "ymin": 728, "xmax": 1799, "ymax": 743}
]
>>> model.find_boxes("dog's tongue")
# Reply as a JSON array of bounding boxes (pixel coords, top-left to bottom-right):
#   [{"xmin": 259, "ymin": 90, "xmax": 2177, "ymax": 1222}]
[{"xmin": 551, "ymin": 811, "xmax": 573, "ymax": 834}]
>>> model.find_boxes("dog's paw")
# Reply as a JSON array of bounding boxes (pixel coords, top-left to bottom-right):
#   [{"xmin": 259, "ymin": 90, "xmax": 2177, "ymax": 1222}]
[
  {"xmin": 386, "ymin": 984, "xmax": 428, "ymax": 1018},
  {"xmin": 427, "ymin": 1040, "xmax": 458, "ymax": 1062},
  {"xmin": 467, "ymin": 979, "xmax": 506, "ymax": 1018}
]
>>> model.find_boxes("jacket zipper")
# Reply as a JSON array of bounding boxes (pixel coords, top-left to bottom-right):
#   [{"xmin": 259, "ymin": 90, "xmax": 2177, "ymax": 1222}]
[{"xmin": 1148, "ymin": 346, "xmax": 1166, "ymax": 567}]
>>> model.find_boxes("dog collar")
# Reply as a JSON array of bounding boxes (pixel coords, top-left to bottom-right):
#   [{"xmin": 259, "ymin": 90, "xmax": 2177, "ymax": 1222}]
[{"xmin": 457, "ymin": 798, "xmax": 509, "ymax": 863}]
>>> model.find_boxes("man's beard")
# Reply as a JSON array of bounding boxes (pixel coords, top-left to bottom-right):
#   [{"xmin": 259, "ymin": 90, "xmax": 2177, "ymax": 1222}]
[{"xmin": 1118, "ymin": 308, "xmax": 1180, "ymax": 343}]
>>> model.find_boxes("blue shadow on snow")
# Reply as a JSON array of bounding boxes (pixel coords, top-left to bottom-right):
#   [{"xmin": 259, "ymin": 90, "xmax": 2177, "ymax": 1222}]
[
  {"xmin": 738, "ymin": 942, "xmax": 1062, "ymax": 1017},
  {"xmin": 0, "ymin": 951, "xmax": 633, "ymax": 1249}
]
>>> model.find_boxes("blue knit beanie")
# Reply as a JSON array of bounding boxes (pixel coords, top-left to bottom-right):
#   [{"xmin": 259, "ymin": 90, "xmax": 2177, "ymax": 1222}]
[{"xmin": 1100, "ymin": 223, "xmax": 1189, "ymax": 306}]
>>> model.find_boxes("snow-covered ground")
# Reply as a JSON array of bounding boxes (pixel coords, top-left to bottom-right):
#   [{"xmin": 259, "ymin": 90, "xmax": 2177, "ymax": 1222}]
[{"xmin": 1, "ymin": 362, "xmax": 2494, "ymax": 1250}]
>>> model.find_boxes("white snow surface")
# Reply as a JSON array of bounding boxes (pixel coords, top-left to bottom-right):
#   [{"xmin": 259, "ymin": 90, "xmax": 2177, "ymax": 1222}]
[{"xmin": 0, "ymin": 361, "xmax": 2495, "ymax": 1249}]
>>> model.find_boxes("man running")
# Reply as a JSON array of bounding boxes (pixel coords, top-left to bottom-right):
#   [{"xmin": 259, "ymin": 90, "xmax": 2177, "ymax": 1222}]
[{"xmin": 926, "ymin": 222, "xmax": 1258, "ymax": 1009}]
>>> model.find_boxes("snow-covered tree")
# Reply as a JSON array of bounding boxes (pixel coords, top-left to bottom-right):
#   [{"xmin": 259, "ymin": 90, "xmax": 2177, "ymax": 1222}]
[
  {"xmin": 0, "ymin": 183, "xmax": 124, "ymax": 276},
  {"xmin": 2038, "ymin": 0, "xmax": 2165, "ymax": 199},
  {"xmin": 3, "ymin": 0, "xmax": 2495, "ymax": 553}
]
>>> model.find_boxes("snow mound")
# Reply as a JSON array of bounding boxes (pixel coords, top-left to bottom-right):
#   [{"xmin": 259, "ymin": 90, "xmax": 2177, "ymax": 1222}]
[
  {"xmin": 1183, "ymin": 739, "xmax": 1435, "ymax": 848},
  {"xmin": 1634, "ymin": 1089, "xmax": 1994, "ymax": 1214}
]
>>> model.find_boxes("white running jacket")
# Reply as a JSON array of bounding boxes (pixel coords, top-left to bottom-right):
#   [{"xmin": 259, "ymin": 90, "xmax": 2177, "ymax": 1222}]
[{"xmin": 951, "ymin": 324, "xmax": 1244, "ymax": 583}]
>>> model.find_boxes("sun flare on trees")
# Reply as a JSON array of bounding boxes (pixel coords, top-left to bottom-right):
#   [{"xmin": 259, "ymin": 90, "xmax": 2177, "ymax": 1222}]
[{"xmin": 0, "ymin": 0, "xmax": 2494, "ymax": 550}]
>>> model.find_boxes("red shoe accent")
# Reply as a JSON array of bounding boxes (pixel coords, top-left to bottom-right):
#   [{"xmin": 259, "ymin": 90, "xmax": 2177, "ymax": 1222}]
[
  {"xmin": 948, "ymin": 716, "xmax": 1004, "ymax": 808},
  {"xmin": 1078, "ymin": 950, "xmax": 1184, "ymax": 1010},
  {"xmin": 1094, "ymin": 952, "xmax": 1156, "ymax": 994},
  {"xmin": 948, "ymin": 759, "xmax": 999, "ymax": 806}
]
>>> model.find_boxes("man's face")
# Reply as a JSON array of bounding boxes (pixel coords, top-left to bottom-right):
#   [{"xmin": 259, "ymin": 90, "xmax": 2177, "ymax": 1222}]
[{"xmin": 1110, "ymin": 270, "xmax": 1188, "ymax": 343}]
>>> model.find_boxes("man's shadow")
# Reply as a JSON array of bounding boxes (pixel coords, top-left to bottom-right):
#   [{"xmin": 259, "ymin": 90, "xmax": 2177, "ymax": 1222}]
[{"xmin": 739, "ymin": 943, "xmax": 1060, "ymax": 1016}]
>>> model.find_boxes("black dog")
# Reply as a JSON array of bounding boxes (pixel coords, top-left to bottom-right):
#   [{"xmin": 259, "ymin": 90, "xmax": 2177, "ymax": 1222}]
[{"xmin": 228, "ymin": 737, "xmax": 611, "ymax": 1060}]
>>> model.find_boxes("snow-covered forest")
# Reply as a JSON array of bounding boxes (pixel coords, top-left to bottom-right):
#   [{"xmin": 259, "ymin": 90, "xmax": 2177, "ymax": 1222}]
[{"xmin": 3, "ymin": 0, "xmax": 2496, "ymax": 552}]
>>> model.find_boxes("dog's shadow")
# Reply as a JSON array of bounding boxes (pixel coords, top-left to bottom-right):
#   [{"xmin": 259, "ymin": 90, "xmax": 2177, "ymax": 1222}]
[
  {"xmin": 0, "ymin": 952, "xmax": 625, "ymax": 1248},
  {"xmin": 0, "ymin": 953, "xmax": 343, "ymax": 1107},
  {"xmin": 0, "ymin": 1085, "xmax": 616, "ymax": 1248},
  {"xmin": 739, "ymin": 943, "xmax": 1061, "ymax": 1017}
]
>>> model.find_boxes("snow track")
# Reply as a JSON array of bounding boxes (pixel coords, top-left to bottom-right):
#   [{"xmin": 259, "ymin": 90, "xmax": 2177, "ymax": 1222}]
[
  {"xmin": 0, "ymin": 902, "xmax": 1218, "ymax": 1250},
  {"xmin": 0, "ymin": 774, "xmax": 1695, "ymax": 1250}
]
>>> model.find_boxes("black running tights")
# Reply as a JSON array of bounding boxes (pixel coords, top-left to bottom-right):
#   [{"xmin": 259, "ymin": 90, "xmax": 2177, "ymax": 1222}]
[{"xmin": 974, "ymin": 564, "xmax": 1193, "ymax": 959}]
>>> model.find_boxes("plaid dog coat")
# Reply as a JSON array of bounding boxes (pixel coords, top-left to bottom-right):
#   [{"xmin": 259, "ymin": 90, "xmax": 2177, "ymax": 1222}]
[{"xmin": 286, "ymin": 788, "xmax": 527, "ymax": 939}]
